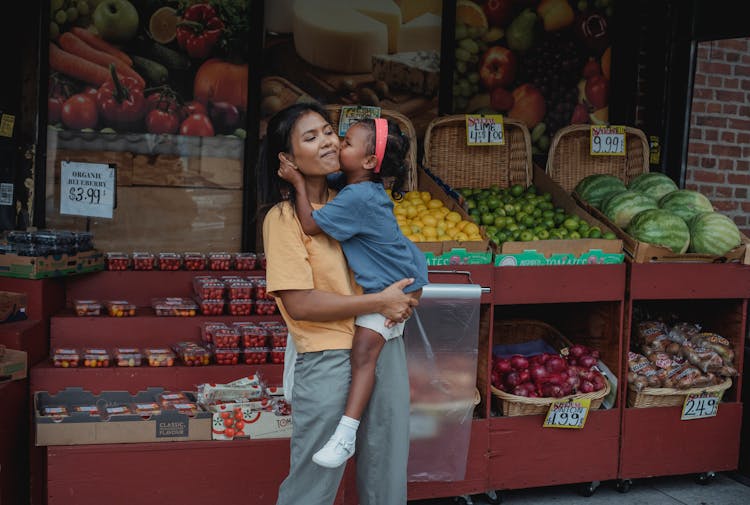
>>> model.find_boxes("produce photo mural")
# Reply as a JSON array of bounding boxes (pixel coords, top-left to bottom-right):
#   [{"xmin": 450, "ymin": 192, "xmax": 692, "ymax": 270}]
[
  {"xmin": 260, "ymin": 0, "xmax": 443, "ymax": 140},
  {"xmin": 45, "ymin": 0, "xmax": 252, "ymax": 253},
  {"xmin": 452, "ymin": 0, "xmax": 612, "ymax": 154}
]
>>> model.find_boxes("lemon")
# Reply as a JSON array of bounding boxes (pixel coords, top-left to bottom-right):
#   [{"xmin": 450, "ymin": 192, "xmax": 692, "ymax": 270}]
[
  {"xmin": 394, "ymin": 206, "xmax": 407, "ymax": 217},
  {"xmin": 406, "ymin": 206, "xmax": 418, "ymax": 218},
  {"xmin": 464, "ymin": 222, "xmax": 480, "ymax": 236},
  {"xmin": 422, "ymin": 226, "xmax": 438, "ymax": 238},
  {"xmin": 446, "ymin": 227, "xmax": 459, "ymax": 238},
  {"xmin": 456, "ymin": 0, "xmax": 488, "ymax": 28},
  {"xmin": 446, "ymin": 211, "xmax": 462, "ymax": 223},
  {"xmin": 437, "ymin": 234, "xmax": 451, "ymax": 241},
  {"xmin": 420, "ymin": 191, "xmax": 432, "ymax": 203},
  {"xmin": 427, "ymin": 199, "xmax": 444, "ymax": 209},
  {"xmin": 455, "ymin": 232, "xmax": 469, "ymax": 241},
  {"xmin": 455, "ymin": 220, "xmax": 469, "ymax": 231},
  {"xmin": 406, "ymin": 191, "xmax": 422, "ymax": 201},
  {"xmin": 421, "ymin": 215, "xmax": 438, "ymax": 227},
  {"xmin": 149, "ymin": 6, "xmax": 178, "ymax": 44},
  {"xmin": 399, "ymin": 225, "xmax": 411, "ymax": 236}
]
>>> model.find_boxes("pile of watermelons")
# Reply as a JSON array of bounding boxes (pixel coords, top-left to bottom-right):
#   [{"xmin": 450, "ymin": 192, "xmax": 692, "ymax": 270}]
[{"xmin": 575, "ymin": 172, "xmax": 742, "ymax": 255}]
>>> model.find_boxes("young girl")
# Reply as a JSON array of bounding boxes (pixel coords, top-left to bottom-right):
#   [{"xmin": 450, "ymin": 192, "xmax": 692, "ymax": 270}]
[{"xmin": 278, "ymin": 117, "xmax": 429, "ymax": 468}]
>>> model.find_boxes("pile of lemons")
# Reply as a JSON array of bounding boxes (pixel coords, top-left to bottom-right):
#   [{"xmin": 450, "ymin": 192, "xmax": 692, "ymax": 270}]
[{"xmin": 390, "ymin": 190, "xmax": 482, "ymax": 243}]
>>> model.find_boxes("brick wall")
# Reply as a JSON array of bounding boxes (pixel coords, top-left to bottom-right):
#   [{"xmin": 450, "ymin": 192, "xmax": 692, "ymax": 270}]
[{"xmin": 686, "ymin": 38, "xmax": 750, "ymax": 235}]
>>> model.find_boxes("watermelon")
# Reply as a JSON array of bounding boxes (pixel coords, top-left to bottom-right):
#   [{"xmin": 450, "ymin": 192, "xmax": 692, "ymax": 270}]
[
  {"xmin": 626, "ymin": 209, "xmax": 691, "ymax": 254},
  {"xmin": 601, "ymin": 190, "xmax": 659, "ymax": 228},
  {"xmin": 627, "ymin": 172, "xmax": 679, "ymax": 201},
  {"xmin": 688, "ymin": 211, "xmax": 742, "ymax": 255},
  {"xmin": 658, "ymin": 190, "xmax": 714, "ymax": 222},
  {"xmin": 574, "ymin": 174, "xmax": 627, "ymax": 209}
]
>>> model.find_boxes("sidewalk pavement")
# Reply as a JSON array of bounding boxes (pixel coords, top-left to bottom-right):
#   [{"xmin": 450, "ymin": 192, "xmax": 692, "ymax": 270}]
[{"xmin": 409, "ymin": 472, "xmax": 750, "ymax": 505}]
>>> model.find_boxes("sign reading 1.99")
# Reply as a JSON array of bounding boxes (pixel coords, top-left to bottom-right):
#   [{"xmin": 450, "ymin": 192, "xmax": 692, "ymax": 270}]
[
  {"xmin": 60, "ymin": 161, "xmax": 116, "ymax": 219},
  {"xmin": 590, "ymin": 126, "xmax": 626, "ymax": 156}
]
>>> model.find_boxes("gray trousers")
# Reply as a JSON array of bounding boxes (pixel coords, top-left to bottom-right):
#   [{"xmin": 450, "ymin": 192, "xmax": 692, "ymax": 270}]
[{"xmin": 276, "ymin": 337, "xmax": 410, "ymax": 505}]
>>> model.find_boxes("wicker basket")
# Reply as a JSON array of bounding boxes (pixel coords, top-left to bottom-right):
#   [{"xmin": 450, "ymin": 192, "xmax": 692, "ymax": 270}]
[
  {"xmin": 423, "ymin": 115, "xmax": 532, "ymax": 189},
  {"xmin": 546, "ymin": 124, "xmax": 650, "ymax": 192},
  {"xmin": 627, "ymin": 377, "xmax": 732, "ymax": 408},
  {"xmin": 324, "ymin": 104, "xmax": 418, "ymax": 192},
  {"xmin": 491, "ymin": 319, "xmax": 610, "ymax": 416}
]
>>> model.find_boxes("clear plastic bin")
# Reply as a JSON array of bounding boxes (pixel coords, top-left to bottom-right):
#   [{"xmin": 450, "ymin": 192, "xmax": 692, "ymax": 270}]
[
  {"xmin": 105, "ymin": 300, "xmax": 136, "ymax": 317},
  {"xmin": 6, "ymin": 231, "xmax": 33, "ymax": 243},
  {"xmin": 201, "ymin": 322, "xmax": 229, "ymax": 344},
  {"xmin": 234, "ymin": 252, "xmax": 257, "ymax": 270},
  {"xmin": 114, "ymin": 347, "xmax": 143, "ymax": 367},
  {"xmin": 255, "ymin": 299, "xmax": 277, "ymax": 315},
  {"xmin": 133, "ymin": 402, "xmax": 161, "ymax": 417},
  {"xmin": 73, "ymin": 299, "xmax": 102, "ymax": 316},
  {"xmin": 42, "ymin": 406, "xmax": 69, "ymax": 418},
  {"xmin": 269, "ymin": 347, "xmax": 286, "ymax": 365},
  {"xmin": 183, "ymin": 252, "xmax": 207, "ymax": 271},
  {"xmin": 152, "ymin": 297, "xmax": 198, "ymax": 316},
  {"xmin": 213, "ymin": 326, "xmax": 240, "ymax": 348},
  {"xmin": 73, "ymin": 231, "xmax": 94, "ymax": 252},
  {"xmin": 192, "ymin": 276, "xmax": 225, "ymax": 299},
  {"xmin": 173, "ymin": 342, "xmax": 211, "ymax": 366},
  {"xmin": 229, "ymin": 299, "xmax": 255, "ymax": 316},
  {"xmin": 104, "ymin": 405, "xmax": 132, "ymax": 416},
  {"xmin": 166, "ymin": 402, "xmax": 200, "ymax": 415},
  {"xmin": 213, "ymin": 347, "xmax": 241, "ymax": 365},
  {"xmin": 132, "ymin": 252, "xmax": 155, "ymax": 270},
  {"xmin": 156, "ymin": 391, "xmax": 189, "ymax": 407},
  {"xmin": 243, "ymin": 347, "xmax": 269, "ymax": 365},
  {"xmin": 258, "ymin": 252, "xmax": 267, "ymax": 270},
  {"xmin": 269, "ymin": 323, "xmax": 289, "ymax": 348},
  {"xmin": 157, "ymin": 252, "xmax": 182, "ymax": 271},
  {"xmin": 197, "ymin": 297, "xmax": 225, "ymax": 316},
  {"xmin": 208, "ymin": 252, "xmax": 232, "ymax": 270},
  {"xmin": 238, "ymin": 323, "xmax": 268, "ymax": 348},
  {"xmin": 72, "ymin": 405, "xmax": 101, "ymax": 415},
  {"xmin": 51, "ymin": 348, "xmax": 80, "ymax": 368},
  {"xmin": 226, "ymin": 279, "xmax": 254, "ymax": 300},
  {"xmin": 144, "ymin": 348, "xmax": 176, "ymax": 367},
  {"xmin": 105, "ymin": 252, "xmax": 130, "ymax": 271},
  {"xmin": 82, "ymin": 348, "xmax": 111, "ymax": 368},
  {"xmin": 253, "ymin": 278, "xmax": 268, "ymax": 300}
]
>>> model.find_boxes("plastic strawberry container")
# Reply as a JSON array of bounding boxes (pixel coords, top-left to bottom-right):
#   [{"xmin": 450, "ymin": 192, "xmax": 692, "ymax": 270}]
[
  {"xmin": 269, "ymin": 347, "xmax": 286, "ymax": 365},
  {"xmin": 208, "ymin": 252, "xmax": 232, "ymax": 270},
  {"xmin": 192, "ymin": 276, "xmax": 225, "ymax": 299},
  {"xmin": 213, "ymin": 347, "xmax": 241, "ymax": 365},
  {"xmin": 105, "ymin": 252, "xmax": 130, "ymax": 271},
  {"xmin": 183, "ymin": 252, "xmax": 207, "ymax": 271},
  {"xmin": 229, "ymin": 299, "xmax": 255, "ymax": 316},
  {"xmin": 226, "ymin": 279, "xmax": 254, "ymax": 300},
  {"xmin": 213, "ymin": 326, "xmax": 240, "ymax": 348},
  {"xmin": 114, "ymin": 347, "xmax": 142, "ymax": 367},
  {"xmin": 73, "ymin": 299, "xmax": 102, "ymax": 316},
  {"xmin": 268, "ymin": 323, "xmax": 289, "ymax": 348},
  {"xmin": 42, "ymin": 406, "xmax": 69, "ymax": 419},
  {"xmin": 152, "ymin": 297, "xmax": 198, "ymax": 316},
  {"xmin": 51, "ymin": 348, "xmax": 80, "ymax": 368},
  {"xmin": 157, "ymin": 252, "xmax": 182, "ymax": 271},
  {"xmin": 234, "ymin": 252, "xmax": 257, "ymax": 270},
  {"xmin": 104, "ymin": 405, "xmax": 132, "ymax": 417},
  {"xmin": 255, "ymin": 299, "xmax": 277, "ymax": 315},
  {"xmin": 132, "ymin": 252, "xmax": 155, "ymax": 270},
  {"xmin": 167, "ymin": 402, "xmax": 200, "ymax": 415},
  {"xmin": 197, "ymin": 297, "xmax": 225, "ymax": 316},
  {"xmin": 72, "ymin": 405, "xmax": 101, "ymax": 416},
  {"xmin": 134, "ymin": 402, "xmax": 161, "ymax": 417},
  {"xmin": 82, "ymin": 348, "xmax": 111, "ymax": 368},
  {"xmin": 238, "ymin": 323, "xmax": 268, "ymax": 348},
  {"xmin": 144, "ymin": 348, "xmax": 176, "ymax": 367},
  {"xmin": 105, "ymin": 300, "xmax": 136, "ymax": 317},
  {"xmin": 252, "ymin": 278, "xmax": 268, "ymax": 300},
  {"xmin": 243, "ymin": 347, "xmax": 269, "ymax": 365},
  {"xmin": 156, "ymin": 391, "xmax": 189, "ymax": 407}
]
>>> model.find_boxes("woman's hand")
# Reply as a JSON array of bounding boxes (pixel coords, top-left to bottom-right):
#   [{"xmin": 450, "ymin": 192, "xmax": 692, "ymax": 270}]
[
  {"xmin": 277, "ymin": 155, "xmax": 305, "ymax": 188},
  {"xmin": 377, "ymin": 278, "xmax": 419, "ymax": 323}
]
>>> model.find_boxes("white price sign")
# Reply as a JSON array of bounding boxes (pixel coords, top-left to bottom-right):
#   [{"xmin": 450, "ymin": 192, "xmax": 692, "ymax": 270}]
[
  {"xmin": 590, "ymin": 126, "xmax": 626, "ymax": 156},
  {"xmin": 543, "ymin": 397, "xmax": 591, "ymax": 429},
  {"xmin": 681, "ymin": 391, "xmax": 722, "ymax": 420},
  {"xmin": 466, "ymin": 114, "xmax": 505, "ymax": 145},
  {"xmin": 60, "ymin": 161, "xmax": 116, "ymax": 218}
]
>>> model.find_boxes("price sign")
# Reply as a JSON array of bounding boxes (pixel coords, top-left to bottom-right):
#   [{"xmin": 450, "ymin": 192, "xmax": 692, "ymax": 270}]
[
  {"xmin": 466, "ymin": 114, "xmax": 505, "ymax": 145},
  {"xmin": 681, "ymin": 390, "xmax": 722, "ymax": 420},
  {"xmin": 60, "ymin": 161, "xmax": 116, "ymax": 219},
  {"xmin": 0, "ymin": 113, "xmax": 15, "ymax": 137},
  {"xmin": 338, "ymin": 106, "xmax": 381, "ymax": 136},
  {"xmin": 590, "ymin": 125, "xmax": 626, "ymax": 156},
  {"xmin": 543, "ymin": 397, "xmax": 591, "ymax": 429}
]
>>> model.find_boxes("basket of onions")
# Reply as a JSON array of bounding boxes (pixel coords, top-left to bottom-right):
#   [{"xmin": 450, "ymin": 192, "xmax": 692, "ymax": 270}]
[{"xmin": 490, "ymin": 320, "xmax": 610, "ymax": 416}]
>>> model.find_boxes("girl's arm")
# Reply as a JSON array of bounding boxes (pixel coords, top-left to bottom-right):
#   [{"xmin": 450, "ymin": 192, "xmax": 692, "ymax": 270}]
[
  {"xmin": 277, "ymin": 278, "xmax": 418, "ymax": 322},
  {"xmin": 278, "ymin": 156, "xmax": 323, "ymax": 235}
]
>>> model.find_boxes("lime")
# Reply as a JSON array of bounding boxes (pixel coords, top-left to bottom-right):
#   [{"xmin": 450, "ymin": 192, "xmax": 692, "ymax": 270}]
[
  {"xmin": 485, "ymin": 225, "xmax": 498, "ymax": 235},
  {"xmin": 510, "ymin": 184, "xmax": 524, "ymax": 197},
  {"xmin": 526, "ymin": 186, "xmax": 538, "ymax": 195},
  {"xmin": 520, "ymin": 230, "xmax": 534, "ymax": 241},
  {"xmin": 466, "ymin": 199, "xmax": 477, "ymax": 210},
  {"xmin": 494, "ymin": 216, "xmax": 507, "ymax": 229},
  {"xmin": 503, "ymin": 204, "xmax": 516, "ymax": 216},
  {"xmin": 487, "ymin": 196, "xmax": 502, "ymax": 210},
  {"xmin": 588, "ymin": 227, "xmax": 602, "ymax": 238},
  {"xmin": 477, "ymin": 203, "xmax": 490, "ymax": 214},
  {"xmin": 537, "ymin": 229, "xmax": 550, "ymax": 240},
  {"xmin": 603, "ymin": 231, "xmax": 617, "ymax": 239},
  {"xmin": 553, "ymin": 213, "xmax": 566, "ymax": 225},
  {"xmin": 481, "ymin": 213, "xmax": 495, "ymax": 225},
  {"xmin": 522, "ymin": 215, "xmax": 535, "ymax": 227},
  {"xmin": 543, "ymin": 218, "xmax": 555, "ymax": 229},
  {"xmin": 497, "ymin": 231, "xmax": 508, "ymax": 242}
]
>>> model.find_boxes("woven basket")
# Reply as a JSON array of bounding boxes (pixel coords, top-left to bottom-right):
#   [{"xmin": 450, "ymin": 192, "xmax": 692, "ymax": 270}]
[
  {"xmin": 491, "ymin": 319, "xmax": 609, "ymax": 416},
  {"xmin": 627, "ymin": 377, "xmax": 732, "ymax": 408},
  {"xmin": 546, "ymin": 124, "xmax": 650, "ymax": 192},
  {"xmin": 324, "ymin": 104, "xmax": 418, "ymax": 192},
  {"xmin": 423, "ymin": 115, "xmax": 532, "ymax": 189}
]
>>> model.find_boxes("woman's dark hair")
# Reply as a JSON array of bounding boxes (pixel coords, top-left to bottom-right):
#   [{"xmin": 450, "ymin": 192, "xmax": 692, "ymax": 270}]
[
  {"xmin": 257, "ymin": 102, "xmax": 333, "ymax": 209},
  {"xmin": 355, "ymin": 118, "xmax": 410, "ymax": 199}
]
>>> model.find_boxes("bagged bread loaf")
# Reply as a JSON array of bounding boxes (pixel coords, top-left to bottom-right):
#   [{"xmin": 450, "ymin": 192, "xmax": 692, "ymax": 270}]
[
  {"xmin": 637, "ymin": 321, "xmax": 671, "ymax": 353},
  {"xmin": 679, "ymin": 343, "xmax": 725, "ymax": 374}
]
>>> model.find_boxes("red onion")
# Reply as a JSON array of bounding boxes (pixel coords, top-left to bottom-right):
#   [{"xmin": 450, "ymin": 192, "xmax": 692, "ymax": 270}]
[
  {"xmin": 528, "ymin": 355, "xmax": 543, "ymax": 366},
  {"xmin": 591, "ymin": 349, "xmax": 601, "ymax": 359},
  {"xmin": 494, "ymin": 358, "xmax": 512, "ymax": 374},
  {"xmin": 541, "ymin": 383, "xmax": 563, "ymax": 398},
  {"xmin": 593, "ymin": 373, "xmax": 606, "ymax": 391},
  {"xmin": 567, "ymin": 357, "xmax": 578, "ymax": 366},
  {"xmin": 580, "ymin": 381, "xmax": 595, "ymax": 393},
  {"xmin": 521, "ymin": 382, "xmax": 537, "ymax": 393},
  {"xmin": 510, "ymin": 355, "xmax": 529, "ymax": 370},
  {"xmin": 539, "ymin": 352, "xmax": 554, "ymax": 364},
  {"xmin": 578, "ymin": 369, "xmax": 595, "ymax": 382},
  {"xmin": 512, "ymin": 386, "xmax": 530, "ymax": 397},
  {"xmin": 504, "ymin": 371, "xmax": 521, "ymax": 388},
  {"xmin": 565, "ymin": 374, "xmax": 581, "ymax": 391},
  {"xmin": 545, "ymin": 356, "xmax": 567, "ymax": 373},
  {"xmin": 569, "ymin": 344, "xmax": 587, "ymax": 358},
  {"xmin": 491, "ymin": 371, "xmax": 501, "ymax": 387},
  {"xmin": 545, "ymin": 372, "xmax": 564, "ymax": 386},
  {"xmin": 579, "ymin": 355, "xmax": 598, "ymax": 369},
  {"xmin": 518, "ymin": 369, "xmax": 531, "ymax": 383},
  {"xmin": 560, "ymin": 383, "xmax": 573, "ymax": 396},
  {"xmin": 529, "ymin": 364, "xmax": 549, "ymax": 384},
  {"xmin": 528, "ymin": 391, "xmax": 539, "ymax": 398}
]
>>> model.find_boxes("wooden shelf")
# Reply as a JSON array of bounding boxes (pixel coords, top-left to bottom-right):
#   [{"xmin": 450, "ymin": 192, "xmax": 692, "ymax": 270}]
[
  {"xmin": 629, "ymin": 263, "xmax": 750, "ymax": 300},
  {"xmin": 30, "ymin": 362, "xmax": 283, "ymax": 394},
  {"xmin": 493, "ymin": 264, "xmax": 626, "ymax": 304}
]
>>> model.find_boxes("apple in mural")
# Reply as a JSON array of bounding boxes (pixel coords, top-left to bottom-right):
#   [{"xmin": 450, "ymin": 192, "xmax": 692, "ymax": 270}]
[
  {"xmin": 479, "ymin": 46, "xmax": 517, "ymax": 90},
  {"xmin": 93, "ymin": 0, "xmax": 139, "ymax": 43}
]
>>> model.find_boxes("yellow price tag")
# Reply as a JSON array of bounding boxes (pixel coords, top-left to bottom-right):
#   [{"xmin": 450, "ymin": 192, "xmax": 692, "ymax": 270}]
[
  {"xmin": 681, "ymin": 390, "xmax": 722, "ymax": 420},
  {"xmin": 543, "ymin": 397, "xmax": 591, "ymax": 429},
  {"xmin": 466, "ymin": 114, "xmax": 505, "ymax": 146},
  {"xmin": 590, "ymin": 125, "xmax": 626, "ymax": 156},
  {"xmin": 0, "ymin": 113, "xmax": 15, "ymax": 137}
]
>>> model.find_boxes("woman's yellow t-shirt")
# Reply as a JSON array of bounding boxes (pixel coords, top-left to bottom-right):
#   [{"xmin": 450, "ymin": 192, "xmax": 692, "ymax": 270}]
[{"xmin": 262, "ymin": 199, "xmax": 359, "ymax": 353}]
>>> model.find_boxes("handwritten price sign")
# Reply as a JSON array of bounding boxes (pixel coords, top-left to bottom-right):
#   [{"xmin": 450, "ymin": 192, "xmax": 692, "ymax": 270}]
[
  {"xmin": 543, "ymin": 397, "xmax": 591, "ymax": 429},
  {"xmin": 590, "ymin": 126, "xmax": 626, "ymax": 156},
  {"xmin": 60, "ymin": 161, "xmax": 116, "ymax": 219},
  {"xmin": 338, "ymin": 106, "xmax": 381, "ymax": 136},
  {"xmin": 681, "ymin": 390, "xmax": 722, "ymax": 420},
  {"xmin": 466, "ymin": 114, "xmax": 505, "ymax": 146}
]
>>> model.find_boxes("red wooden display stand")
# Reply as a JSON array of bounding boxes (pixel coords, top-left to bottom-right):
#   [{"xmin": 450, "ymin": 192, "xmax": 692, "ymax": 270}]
[
  {"xmin": 0, "ymin": 278, "xmax": 66, "ymax": 320},
  {"xmin": 489, "ymin": 264, "xmax": 626, "ymax": 493},
  {"xmin": 0, "ymin": 378, "xmax": 29, "ymax": 505},
  {"xmin": 619, "ymin": 263, "xmax": 748, "ymax": 481}
]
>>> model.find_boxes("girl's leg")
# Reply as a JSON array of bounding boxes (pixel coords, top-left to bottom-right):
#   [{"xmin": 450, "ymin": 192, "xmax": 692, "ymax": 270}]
[
  {"xmin": 312, "ymin": 326, "xmax": 384, "ymax": 468},
  {"xmin": 276, "ymin": 350, "xmax": 350, "ymax": 505}
]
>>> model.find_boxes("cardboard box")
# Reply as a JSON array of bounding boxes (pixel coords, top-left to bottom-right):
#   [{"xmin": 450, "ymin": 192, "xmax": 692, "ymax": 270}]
[
  {"xmin": 0, "ymin": 291, "xmax": 27, "ymax": 322},
  {"xmin": 211, "ymin": 405, "xmax": 292, "ymax": 440},
  {"xmin": 495, "ymin": 248, "xmax": 624, "ymax": 266},
  {"xmin": 0, "ymin": 249, "xmax": 105, "ymax": 279},
  {"xmin": 423, "ymin": 248, "xmax": 493, "ymax": 266},
  {"xmin": 0, "ymin": 348, "xmax": 27, "ymax": 383},
  {"xmin": 35, "ymin": 387, "xmax": 211, "ymax": 446},
  {"xmin": 575, "ymin": 195, "xmax": 750, "ymax": 264}
]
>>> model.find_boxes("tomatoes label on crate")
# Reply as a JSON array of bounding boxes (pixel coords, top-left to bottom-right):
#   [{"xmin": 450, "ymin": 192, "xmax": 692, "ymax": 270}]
[
  {"xmin": 466, "ymin": 114, "xmax": 505, "ymax": 146},
  {"xmin": 543, "ymin": 398, "xmax": 591, "ymax": 429},
  {"xmin": 590, "ymin": 125, "xmax": 626, "ymax": 156},
  {"xmin": 681, "ymin": 390, "xmax": 723, "ymax": 420}
]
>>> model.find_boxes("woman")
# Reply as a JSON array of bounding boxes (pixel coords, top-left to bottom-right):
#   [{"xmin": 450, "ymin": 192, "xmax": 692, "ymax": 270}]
[{"xmin": 259, "ymin": 102, "xmax": 416, "ymax": 505}]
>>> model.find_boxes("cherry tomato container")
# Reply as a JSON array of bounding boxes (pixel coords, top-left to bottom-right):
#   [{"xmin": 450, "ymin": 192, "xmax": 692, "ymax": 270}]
[
  {"xmin": 268, "ymin": 323, "xmax": 289, "ymax": 348},
  {"xmin": 229, "ymin": 299, "xmax": 255, "ymax": 316},
  {"xmin": 255, "ymin": 299, "xmax": 277, "ymax": 315},
  {"xmin": 82, "ymin": 348, "xmax": 110, "ymax": 368},
  {"xmin": 157, "ymin": 252, "xmax": 183, "ymax": 271},
  {"xmin": 213, "ymin": 326, "xmax": 240, "ymax": 348},
  {"xmin": 253, "ymin": 278, "xmax": 268, "ymax": 300},
  {"xmin": 152, "ymin": 297, "xmax": 198, "ymax": 316},
  {"xmin": 270, "ymin": 347, "xmax": 286, "ymax": 365},
  {"xmin": 113, "ymin": 347, "xmax": 143, "ymax": 367},
  {"xmin": 51, "ymin": 348, "xmax": 80, "ymax": 368},
  {"xmin": 258, "ymin": 252, "xmax": 267, "ymax": 269},
  {"xmin": 243, "ymin": 347, "xmax": 269, "ymax": 365},
  {"xmin": 238, "ymin": 323, "xmax": 268, "ymax": 348},
  {"xmin": 197, "ymin": 297, "xmax": 225, "ymax": 316},
  {"xmin": 208, "ymin": 252, "xmax": 232, "ymax": 270},
  {"xmin": 105, "ymin": 300, "xmax": 136, "ymax": 317},
  {"xmin": 144, "ymin": 348, "xmax": 176, "ymax": 367},
  {"xmin": 213, "ymin": 347, "xmax": 241, "ymax": 365},
  {"xmin": 105, "ymin": 252, "xmax": 130, "ymax": 271},
  {"xmin": 234, "ymin": 252, "xmax": 257, "ymax": 270},
  {"xmin": 73, "ymin": 299, "xmax": 102, "ymax": 317},
  {"xmin": 132, "ymin": 252, "xmax": 155, "ymax": 270},
  {"xmin": 183, "ymin": 252, "xmax": 207, "ymax": 271},
  {"xmin": 226, "ymin": 279, "xmax": 254, "ymax": 300},
  {"xmin": 192, "ymin": 276, "xmax": 225, "ymax": 299},
  {"xmin": 201, "ymin": 322, "xmax": 229, "ymax": 344},
  {"xmin": 173, "ymin": 342, "xmax": 211, "ymax": 366}
]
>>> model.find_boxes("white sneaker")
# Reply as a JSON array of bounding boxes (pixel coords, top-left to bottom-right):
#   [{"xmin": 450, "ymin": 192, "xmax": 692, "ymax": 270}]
[{"xmin": 312, "ymin": 433, "xmax": 355, "ymax": 468}]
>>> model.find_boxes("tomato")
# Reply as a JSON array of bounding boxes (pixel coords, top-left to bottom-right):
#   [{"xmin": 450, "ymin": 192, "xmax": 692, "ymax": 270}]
[
  {"xmin": 48, "ymin": 96, "xmax": 64, "ymax": 124},
  {"xmin": 181, "ymin": 101, "xmax": 207, "ymax": 120},
  {"xmin": 83, "ymin": 86, "xmax": 99, "ymax": 97},
  {"xmin": 180, "ymin": 113, "xmax": 214, "ymax": 137},
  {"xmin": 61, "ymin": 94, "xmax": 98, "ymax": 130},
  {"xmin": 146, "ymin": 109, "xmax": 180, "ymax": 134},
  {"xmin": 194, "ymin": 58, "xmax": 248, "ymax": 112},
  {"xmin": 146, "ymin": 93, "xmax": 180, "ymax": 114}
]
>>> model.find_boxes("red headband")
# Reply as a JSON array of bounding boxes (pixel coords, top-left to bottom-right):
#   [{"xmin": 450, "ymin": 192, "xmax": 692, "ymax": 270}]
[{"xmin": 374, "ymin": 118, "xmax": 387, "ymax": 174}]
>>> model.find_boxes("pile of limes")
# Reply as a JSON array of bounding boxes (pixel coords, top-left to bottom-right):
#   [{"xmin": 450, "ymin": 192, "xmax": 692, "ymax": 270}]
[
  {"xmin": 458, "ymin": 184, "xmax": 617, "ymax": 246},
  {"xmin": 391, "ymin": 190, "xmax": 482, "ymax": 243}
]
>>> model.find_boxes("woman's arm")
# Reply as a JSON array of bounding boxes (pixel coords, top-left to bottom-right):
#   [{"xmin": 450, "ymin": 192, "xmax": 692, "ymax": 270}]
[
  {"xmin": 278, "ymin": 278, "xmax": 418, "ymax": 322},
  {"xmin": 278, "ymin": 156, "xmax": 323, "ymax": 235}
]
